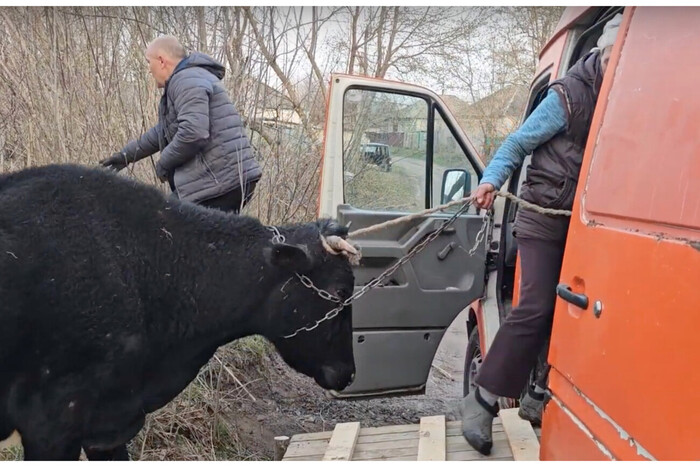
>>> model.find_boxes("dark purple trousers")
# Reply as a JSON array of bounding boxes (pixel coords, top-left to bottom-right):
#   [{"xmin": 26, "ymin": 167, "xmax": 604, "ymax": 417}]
[{"xmin": 475, "ymin": 237, "xmax": 565, "ymax": 398}]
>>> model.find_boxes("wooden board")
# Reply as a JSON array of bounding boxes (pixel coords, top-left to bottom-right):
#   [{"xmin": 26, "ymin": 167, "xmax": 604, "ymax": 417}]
[
  {"xmin": 500, "ymin": 409, "xmax": 541, "ymax": 461},
  {"xmin": 321, "ymin": 422, "xmax": 360, "ymax": 461},
  {"xmin": 282, "ymin": 411, "xmax": 539, "ymax": 461},
  {"xmin": 289, "ymin": 419, "xmax": 505, "ymax": 443},
  {"xmin": 417, "ymin": 415, "xmax": 446, "ymax": 461}
]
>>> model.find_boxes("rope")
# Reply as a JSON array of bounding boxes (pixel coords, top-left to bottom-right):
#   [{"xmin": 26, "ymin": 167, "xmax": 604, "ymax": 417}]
[
  {"xmin": 496, "ymin": 191, "xmax": 573, "ymax": 217},
  {"xmin": 347, "ymin": 191, "xmax": 572, "ymax": 239},
  {"xmin": 348, "ymin": 197, "xmax": 472, "ymax": 239}
]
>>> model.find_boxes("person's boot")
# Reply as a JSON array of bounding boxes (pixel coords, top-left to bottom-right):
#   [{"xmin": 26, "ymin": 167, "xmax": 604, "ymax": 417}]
[
  {"xmin": 460, "ymin": 387, "xmax": 499, "ymax": 455},
  {"xmin": 518, "ymin": 386, "xmax": 545, "ymax": 426}
]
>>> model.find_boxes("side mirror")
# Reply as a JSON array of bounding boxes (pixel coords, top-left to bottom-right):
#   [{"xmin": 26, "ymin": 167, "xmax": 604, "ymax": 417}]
[{"xmin": 441, "ymin": 169, "xmax": 471, "ymax": 204}]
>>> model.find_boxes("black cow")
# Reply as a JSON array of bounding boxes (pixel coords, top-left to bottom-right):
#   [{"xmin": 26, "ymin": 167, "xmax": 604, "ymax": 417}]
[{"xmin": 0, "ymin": 164, "xmax": 357, "ymax": 460}]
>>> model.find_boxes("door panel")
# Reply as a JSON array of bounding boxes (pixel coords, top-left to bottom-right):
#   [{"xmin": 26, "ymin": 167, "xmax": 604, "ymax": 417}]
[
  {"xmin": 545, "ymin": 8, "xmax": 700, "ymax": 460},
  {"xmin": 321, "ymin": 75, "xmax": 488, "ymax": 397},
  {"xmin": 341, "ymin": 329, "xmax": 445, "ymax": 396},
  {"xmin": 338, "ymin": 206, "xmax": 487, "ymax": 330},
  {"xmin": 333, "ymin": 207, "xmax": 486, "ymax": 396}
]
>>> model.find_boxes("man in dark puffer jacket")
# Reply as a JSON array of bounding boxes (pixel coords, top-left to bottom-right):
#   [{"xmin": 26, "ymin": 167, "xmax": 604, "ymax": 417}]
[{"xmin": 101, "ymin": 35, "xmax": 262, "ymax": 213}]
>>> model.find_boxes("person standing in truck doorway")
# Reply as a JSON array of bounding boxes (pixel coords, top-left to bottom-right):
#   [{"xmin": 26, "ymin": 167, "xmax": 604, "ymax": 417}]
[{"xmin": 460, "ymin": 14, "xmax": 623, "ymax": 455}]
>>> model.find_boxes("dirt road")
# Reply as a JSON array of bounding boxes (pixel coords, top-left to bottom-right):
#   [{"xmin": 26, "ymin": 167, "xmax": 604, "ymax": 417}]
[
  {"xmin": 391, "ymin": 156, "xmax": 449, "ymax": 204},
  {"xmin": 428, "ymin": 307, "xmax": 469, "ymax": 401}
]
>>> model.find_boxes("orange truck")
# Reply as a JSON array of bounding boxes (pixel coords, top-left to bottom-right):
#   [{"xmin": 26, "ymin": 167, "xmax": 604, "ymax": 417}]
[{"xmin": 317, "ymin": 6, "xmax": 700, "ymax": 460}]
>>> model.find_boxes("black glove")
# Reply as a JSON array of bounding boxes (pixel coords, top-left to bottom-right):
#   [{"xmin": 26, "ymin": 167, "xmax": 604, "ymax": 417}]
[
  {"xmin": 100, "ymin": 151, "xmax": 129, "ymax": 172},
  {"xmin": 155, "ymin": 161, "xmax": 169, "ymax": 183}
]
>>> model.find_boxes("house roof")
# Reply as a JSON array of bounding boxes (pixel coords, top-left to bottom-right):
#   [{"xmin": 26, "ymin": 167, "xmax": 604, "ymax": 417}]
[
  {"xmin": 466, "ymin": 85, "xmax": 529, "ymax": 120},
  {"xmin": 439, "ymin": 95, "xmax": 472, "ymax": 118}
]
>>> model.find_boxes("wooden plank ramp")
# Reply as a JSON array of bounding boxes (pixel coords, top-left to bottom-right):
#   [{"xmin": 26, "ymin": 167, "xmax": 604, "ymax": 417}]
[
  {"xmin": 280, "ymin": 408, "xmax": 540, "ymax": 461},
  {"xmin": 322, "ymin": 422, "xmax": 361, "ymax": 461}
]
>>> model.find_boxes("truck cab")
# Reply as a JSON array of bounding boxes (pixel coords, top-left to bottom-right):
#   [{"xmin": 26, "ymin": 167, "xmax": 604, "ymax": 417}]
[{"xmin": 318, "ymin": 6, "xmax": 700, "ymax": 460}]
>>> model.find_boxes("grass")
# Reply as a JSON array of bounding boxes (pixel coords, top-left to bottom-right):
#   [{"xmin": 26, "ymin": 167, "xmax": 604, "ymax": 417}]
[
  {"xmin": 391, "ymin": 147, "xmax": 425, "ymax": 160},
  {"xmin": 0, "ymin": 444, "xmax": 22, "ymax": 461},
  {"xmin": 345, "ymin": 163, "xmax": 421, "ymax": 212},
  {"xmin": 129, "ymin": 336, "xmax": 273, "ymax": 461}
]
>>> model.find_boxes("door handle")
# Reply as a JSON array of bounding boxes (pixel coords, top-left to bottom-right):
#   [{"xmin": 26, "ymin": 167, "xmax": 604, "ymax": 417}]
[
  {"xmin": 556, "ymin": 283, "xmax": 589, "ymax": 310},
  {"xmin": 437, "ymin": 242, "xmax": 455, "ymax": 260}
]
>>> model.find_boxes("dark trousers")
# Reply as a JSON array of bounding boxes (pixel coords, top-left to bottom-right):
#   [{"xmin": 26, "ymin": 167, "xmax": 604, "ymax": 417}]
[
  {"xmin": 199, "ymin": 182, "xmax": 258, "ymax": 214},
  {"xmin": 475, "ymin": 237, "xmax": 565, "ymax": 398}
]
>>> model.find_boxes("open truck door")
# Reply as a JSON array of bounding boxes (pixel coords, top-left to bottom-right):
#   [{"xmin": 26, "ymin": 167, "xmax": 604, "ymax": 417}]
[{"xmin": 319, "ymin": 75, "xmax": 492, "ymax": 397}]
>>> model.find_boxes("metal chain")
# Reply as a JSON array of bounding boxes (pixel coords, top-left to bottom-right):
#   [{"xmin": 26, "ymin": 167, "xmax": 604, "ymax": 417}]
[
  {"xmin": 282, "ymin": 199, "xmax": 489, "ymax": 339},
  {"xmin": 296, "ymin": 273, "xmax": 342, "ymax": 303},
  {"xmin": 468, "ymin": 213, "xmax": 490, "ymax": 256},
  {"xmin": 268, "ymin": 226, "xmax": 286, "ymax": 244},
  {"xmin": 264, "ymin": 225, "xmax": 345, "ymax": 338},
  {"xmin": 282, "ymin": 304, "xmax": 345, "ymax": 339}
]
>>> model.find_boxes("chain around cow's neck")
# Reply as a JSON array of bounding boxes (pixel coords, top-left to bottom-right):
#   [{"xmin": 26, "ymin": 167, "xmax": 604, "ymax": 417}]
[{"xmin": 266, "ymin": 226, "xmax": 346, "ymax": 339}]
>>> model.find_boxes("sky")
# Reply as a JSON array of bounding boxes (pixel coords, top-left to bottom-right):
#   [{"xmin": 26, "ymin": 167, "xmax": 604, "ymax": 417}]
[{"xmin": 239, "ymin": 6, "xmax": 511, "ymax": 103}]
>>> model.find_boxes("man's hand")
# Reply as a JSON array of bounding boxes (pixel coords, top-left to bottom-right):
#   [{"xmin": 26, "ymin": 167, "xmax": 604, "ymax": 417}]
[
  {"xmin": 155, "ymin": 162, "xmax": 169, "ymax": 183},
  {"xmin": 472, "ymin": 183, "xmax": 496, "ymax": 210},
  {"xmin": 99, "ymin": 152, "xmax": 128, "ymax": 172}
]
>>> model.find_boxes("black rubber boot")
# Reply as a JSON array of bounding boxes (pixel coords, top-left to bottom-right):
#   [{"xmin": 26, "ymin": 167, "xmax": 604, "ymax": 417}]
[{"xmin": 459, "ymin": 387, "xmax": 499, "ymax": 455}]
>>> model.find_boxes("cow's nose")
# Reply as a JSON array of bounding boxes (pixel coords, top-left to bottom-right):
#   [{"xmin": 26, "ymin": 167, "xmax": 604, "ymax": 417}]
[
  {"xmin": 320, "ymin": 365, "xmax": 339, "ymax": 387},
  {"xmin": 319, "ymin": 365, "xmax": 353, "ymax": 391}
]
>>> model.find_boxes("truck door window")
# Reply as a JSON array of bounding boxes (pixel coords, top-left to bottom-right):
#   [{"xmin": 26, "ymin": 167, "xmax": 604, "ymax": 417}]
[
  {"xmin": 432, "ymin": 109, "xmax": 479, "ymax": 212},
  {"xmin": 343, "ymin": 88, "xmax": 427, "ymax": 212}
]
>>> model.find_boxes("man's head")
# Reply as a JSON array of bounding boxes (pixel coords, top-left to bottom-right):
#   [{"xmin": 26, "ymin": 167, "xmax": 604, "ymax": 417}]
[
  {"xmin": 597, "ymin": 13, "xmax": 623, "ymax": 75},
  {"xmin": 145, "ymin": 36, "xmax": 187, "ymax": 88}
]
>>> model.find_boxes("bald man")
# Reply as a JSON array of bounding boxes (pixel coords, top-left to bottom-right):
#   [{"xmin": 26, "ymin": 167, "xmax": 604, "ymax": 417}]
[{"xmin": 101, "ymin": 35, "xmax": 262, "ymax": 213}]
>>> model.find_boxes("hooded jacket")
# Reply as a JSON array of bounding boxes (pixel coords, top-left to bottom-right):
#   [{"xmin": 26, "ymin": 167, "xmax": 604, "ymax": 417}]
[{"xmin": 122, "ymin": 52, "xmax": 262, "ymax": 203}]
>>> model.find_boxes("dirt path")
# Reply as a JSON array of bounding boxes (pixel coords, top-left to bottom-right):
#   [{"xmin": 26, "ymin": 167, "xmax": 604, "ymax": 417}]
[
  {"xmin": 428, "ymin": 306, "xmax": 469, "ymax": 401},
  {"xmin": 392, "ymin": 157, "xmax": 449, "ymax": 205}
]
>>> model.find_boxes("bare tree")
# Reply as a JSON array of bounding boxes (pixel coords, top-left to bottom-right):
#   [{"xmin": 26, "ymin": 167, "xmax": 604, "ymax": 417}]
[{"xmin": 427, "ymin": 6, "xmax": 563, "ymax": 161}]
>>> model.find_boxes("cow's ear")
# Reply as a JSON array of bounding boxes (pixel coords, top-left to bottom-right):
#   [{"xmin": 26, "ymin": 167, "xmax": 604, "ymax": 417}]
[
  {"xmin": 264, "ymin": 244, "xmax": 312, "ymax": 272},
  {"xmin": 317, "ymin": 218, "xmax": 349, "ymax": 239}
]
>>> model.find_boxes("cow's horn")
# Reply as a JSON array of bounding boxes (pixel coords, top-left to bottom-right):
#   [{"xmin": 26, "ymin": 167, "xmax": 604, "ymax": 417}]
[{"xmin": 321, "ymin": 234, "xmax": 361, "ymax": 266}]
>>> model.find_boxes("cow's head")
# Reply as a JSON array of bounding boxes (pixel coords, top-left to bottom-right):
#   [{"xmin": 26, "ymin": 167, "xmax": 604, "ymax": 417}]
[{"xmin": 261, "ymin": 219, "xmax": 358, "ymax": 391}]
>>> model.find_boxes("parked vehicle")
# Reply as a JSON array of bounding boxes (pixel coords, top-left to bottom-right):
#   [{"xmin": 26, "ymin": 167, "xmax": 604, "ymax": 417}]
[
  {"xmin": 318, "ymin": 6, "xmax": 700, "ymax": 460},
  {"xmin": 360, "ymin": 143, "xmax": 392, "ymax": 171}
]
